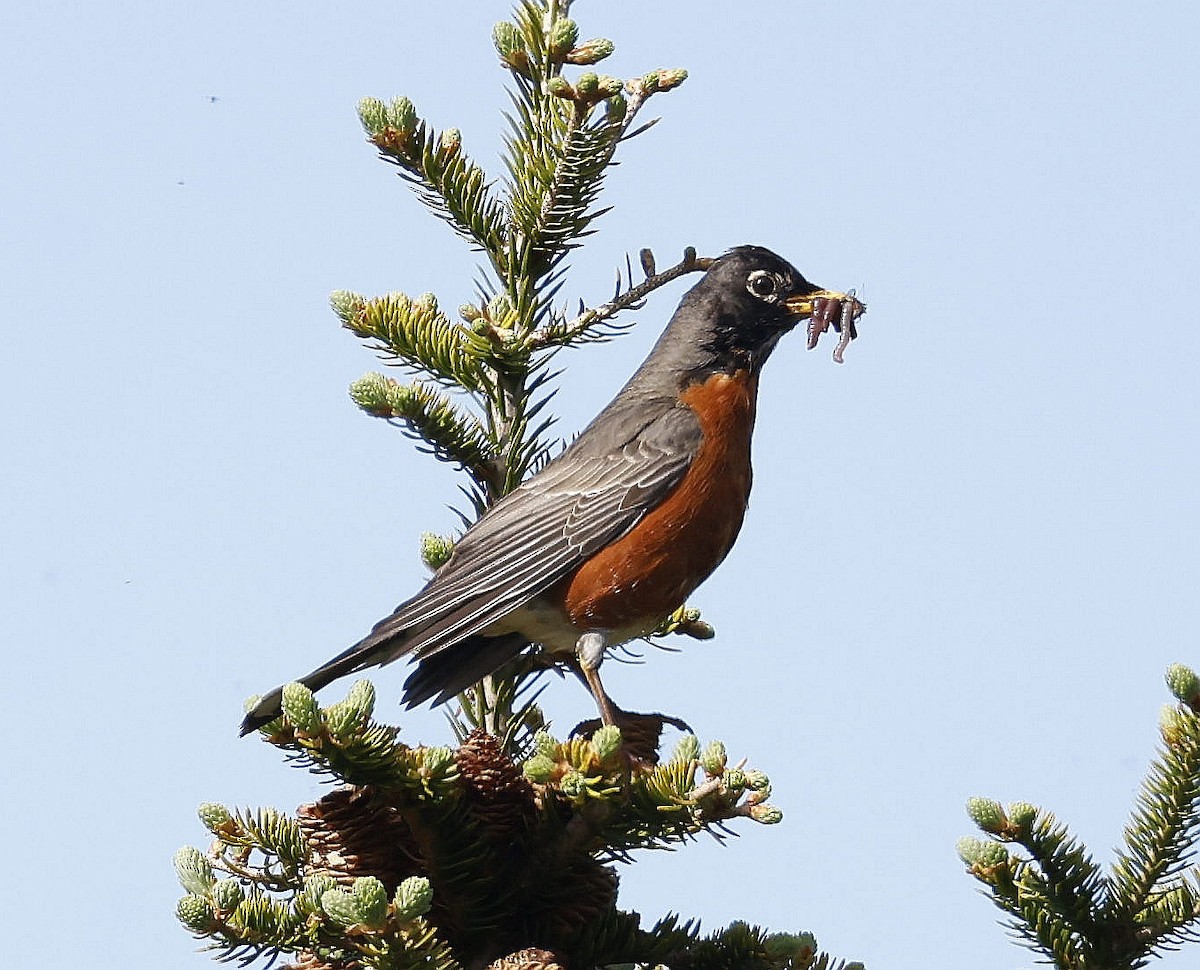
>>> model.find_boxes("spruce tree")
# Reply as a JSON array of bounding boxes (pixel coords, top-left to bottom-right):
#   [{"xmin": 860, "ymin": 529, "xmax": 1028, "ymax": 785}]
[
  {"xmin": 173, "ymin": 3, "xmax": 1200, "ymax": 969},
  {"xmin": 176, "ymin": 3, "xmax": 858, "ymax": 968}
]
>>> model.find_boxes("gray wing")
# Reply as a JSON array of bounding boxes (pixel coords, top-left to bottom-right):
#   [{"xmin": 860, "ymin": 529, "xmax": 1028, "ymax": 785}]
[
  {"xmin": 363, "ymin": 396, "xmax": 701, "ymax": 660},
  {"xmin": 240, "ymin": 397, "xmax": 702, "ymax": 733}
]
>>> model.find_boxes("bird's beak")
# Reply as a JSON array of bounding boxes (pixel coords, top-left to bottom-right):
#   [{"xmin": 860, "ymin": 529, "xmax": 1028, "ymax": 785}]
[{"xmin": 784, "ymin": 288, "xmax": 865, "ymax": 320}]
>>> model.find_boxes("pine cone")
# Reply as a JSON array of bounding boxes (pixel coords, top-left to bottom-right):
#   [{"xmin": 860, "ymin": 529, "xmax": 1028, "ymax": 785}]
[
  {"xmin": 485, "ymin": 947, "xmax": 566, "ymax": 970},
  {"xmin": 535, "ymin": 858, "xmax": 619, "ymax": 942},
  {"xmin": 282, "ymin": 950, "xmax": 361, "ymax": 970},
  {"xmin": 456, "ymin": 730, "xmax": 536, "ymax": 843},
  {"xmin": 296, "ymin": 786, "xmax": 419, "ymax": 889}
]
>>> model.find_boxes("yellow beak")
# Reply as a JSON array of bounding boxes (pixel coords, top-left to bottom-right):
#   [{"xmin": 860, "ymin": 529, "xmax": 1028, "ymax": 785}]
[{"xmin": 784, "ymin": 288, "xmax": 865, "ymax": 319}]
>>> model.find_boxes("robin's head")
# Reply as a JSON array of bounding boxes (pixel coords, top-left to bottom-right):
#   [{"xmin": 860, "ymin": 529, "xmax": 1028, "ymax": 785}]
[{"xmin": 663, "ymin": 246, "xmax": 861, "ymax": 378}]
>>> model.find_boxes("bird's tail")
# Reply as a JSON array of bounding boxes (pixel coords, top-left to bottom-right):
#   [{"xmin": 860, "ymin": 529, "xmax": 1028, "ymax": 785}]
[{"xmin": 238, "ymin": 627, "xmax": 411, "ymax": 736}]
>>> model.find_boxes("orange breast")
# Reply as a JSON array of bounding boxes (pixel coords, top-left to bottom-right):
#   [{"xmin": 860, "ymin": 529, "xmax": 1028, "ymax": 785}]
[{"xmin": 559, "ymin": 370, "xmax": 757, "ymax": 632}]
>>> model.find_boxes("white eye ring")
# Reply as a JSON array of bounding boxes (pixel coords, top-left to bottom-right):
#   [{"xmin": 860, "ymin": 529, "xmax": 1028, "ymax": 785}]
[{"xmin": 747, "ymin": 270, "xmax": 781, "ymax": 301}]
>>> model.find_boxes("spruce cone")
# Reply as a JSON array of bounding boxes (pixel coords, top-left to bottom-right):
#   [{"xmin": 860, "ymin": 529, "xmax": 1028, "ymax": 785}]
[
  {"xmin": 456, "ymin": 730, "xmax": 536, "ymax": 843},
  {"xmin": 296, "ymin": 786, "xmax": 418, "ymax": 889},
  {"xmin": 485, "ymin": 947, "xmax": 566, "ymax": 970},
  {"xmin": 283, "ymin": 951, "xmax": 361, "ymax": 970},
  {"xmin": 535, "ymin": 859, "xmax": 619, "ymax": 942}
]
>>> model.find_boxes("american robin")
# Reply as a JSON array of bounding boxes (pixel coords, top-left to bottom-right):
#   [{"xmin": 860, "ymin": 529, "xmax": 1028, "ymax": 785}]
[{"xmin": 241, "ymin": 246, "xmax": 863, "ymax": 735}]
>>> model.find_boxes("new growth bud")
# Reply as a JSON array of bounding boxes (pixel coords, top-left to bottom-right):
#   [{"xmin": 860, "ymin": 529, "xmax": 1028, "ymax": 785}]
[
  {"xmin": 492, "ymin": 22, "xmax": 528, "ymax": 72},
  {"xmin": 966, "ymin": 797, "xmax": 1008, "ymax": 835},
  {"xmin": 671, "ymin": 734, "xmax": 700, "ymax": 765},
  {"xmin": 548, "ymin": 18, "xmax": 579, "ymax": 58},
  {"xmin": 281, "ymin": 682, "xmax": 321, "ymax": 734},
  {"xmin": 1166, "ymin": 663, "xmax": 1200, "ymax": 708},
  {"xmin": 420, "ymin": 532, "xmax": 455, "ymax": 570},
  {"xmin": 567, "ymin": 38, "xmax": 615, "ymax": 65},
  {"xmin": 393, "ymin": 876, "xmax": 433, "ymax": 922}
]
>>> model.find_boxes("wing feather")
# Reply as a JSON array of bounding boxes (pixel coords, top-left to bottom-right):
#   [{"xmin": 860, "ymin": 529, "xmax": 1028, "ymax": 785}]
[{"xmin": 355, "ymin": 400, "xmax": 701, "ymax": 659}]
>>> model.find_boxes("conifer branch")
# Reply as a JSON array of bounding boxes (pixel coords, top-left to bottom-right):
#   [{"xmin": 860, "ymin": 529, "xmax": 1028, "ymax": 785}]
[
  {"xmin": 334, "ymin": 290, "xmax": 490, "ymax": 392},
  {"xmin": 357, "ymin": 97, "xmax": 507, "ymax": 264},
  {"xmin": 349, "ymin": 374, "xmax": 500, "ymax": 495},
  {"xmin": 960, "ymin": 663, "xmax": 1200, "ymax": 969}
]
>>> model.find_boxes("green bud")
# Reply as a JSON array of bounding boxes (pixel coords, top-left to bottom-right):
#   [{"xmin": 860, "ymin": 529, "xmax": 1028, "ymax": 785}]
[
  {"xmin": 458, "ymin": 303, "xmax": 481, "ymax": 323},
  {"xmin": 548, "ymin": 18, "xmax": 579, "ymax": 58},
  {"xmin": 356, "ymin": 97, "xmax": 387, "ymax": 135},
  {"xmin": 323, "ymin": 699, "xmax": 362, "ymax": 739},
  {"xmin": 492, "ymin": 22, "xmax": 528, "ymax": 71},
  {"xmin": 421, "ymin": 532, "xmax": 455, "ymax": 570},
  {"xmin": 349, "ymin": 372, "xmax": 396, "ymax": 416},
  {"xmin": 174, "ymin": 846, "xmax": 215, "ymax": 895},
  {"xmin": 523, "ymin": 753, "xmax": 556, "ymax": 782},
  {"xmin": 281, "ymin": 682, "xmax": 321, "ymax": 733},
  {"xmin": 176, "ymin": 894, "xmax": 217, "ymax": 933},
  {"xmin": 560, "ymin": 769, "xmax": 588, "ymax": 798},
  {"xmin": 566, "ymin": 38, "xmax": 615, "ymax": 65},
  {"xmin": 320, "ymin": 888, "xmax": 361, "ymax": 927},
  {"xmin": 344, "ymin": 679, "xmax": 377, "ymax": 724},
  {"xmin": 744, "ymin": 769, "xmax": 770, "ymax": 792},
  {"xmin": 639, "ymin": 71, "xmax": 661, "ymax": 95},
  {"xmin": 329, "ymin": 289, "xmax": 364, "ymax": 324},
  {"xmin": 212, "ymin": 879, "xmax": 245, "ymax": 913},
  {"xmin": 297, "ymin": 874, "xmax": 339, "ymax": 916},
  {"xmin": 439, "ymin": 128, "xmax": 461, "ymax": 155},
  {"xmin": 575, "ymin": 72, "xmax": 599, "ymax": 99},
  {"xmin": 414, "ymin": 291, "xmax": 439, "ymax": 313},
  {"xmin": 604, "ymin": 94, "xmax": 628, "ymax": 123},
  {"xmin": 353, "ymin": 876, "xmax": 389, "ymax": 928},
  {"xmin": 533, "ymin": 730, "xmax": 559, "ymax": 758},
  {"xmin": 421, "ymin": 745, "xmax": 456, "ymax": 775},
  {"xmin": 1007, "ymin": 801, "xmax": 1038, "ymax": 831},
  {"xmin": 1166, "ymin": 663, "xmax": 1200, "ymax": 704},
  {"xmin": 393, "ymin": 875, "xmax": 433, "ymax": 922},
  {"xmin": 546, "ymin": 76, "xmax": 573, "ymax": 99},
  {"xmin": 749, "ymin": 803, "xmax": 783, "ymax": 824},
  {"xmin": 655, "ymin": 68, "xmax": 688, "ymax": 91},
  {"xmin": 700, "ymin": 740, "xmax": 727, "ymax": 776},
  {"xmin": 671, "ymin": 733, "xmax": 700, "ymax": 765},
  {"xmin": 764, "ymin": 932, "xmax": 816, "ymax": 961},
  {"xmin": 596, "ymin": 75, "xmax": 624, "ymax": 98},
  {"xmin": 956, "ymin": 836, "xmax": 1010, "ymax": 868},
  {"xmin": 487, "ymin": 292, "xmax": 514, "ymax": 321},
  {"xmin": 1160, "ymin": 703, "xmax": 1187, "ymax": 745},
  {"xmin": 197, "ymin": 802, "xmax": 235, "ymax": 836},
  {"xmin": 722, "ymin": 768, "xmax": 747, "ymax": 794},
  {"xmin": 966, "ymin": 797, "xmax": 1008, "ymax": 834},
  {"xmin": 387, "ymin": 96, "xmax": 417, "ymax": 132},
  {"xmin": 590, "ymin": 724, "xmax": 623, "ymax": 761}
]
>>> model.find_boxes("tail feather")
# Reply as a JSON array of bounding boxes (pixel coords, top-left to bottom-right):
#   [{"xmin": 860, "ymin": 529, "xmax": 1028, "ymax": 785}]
[
  {"xmin": 238, "ymin": 627, "xmax": 415, "ymax": 736},
  {"xmin": 401, "ymin": 632, "xmax": 532, "ymax": 708},
  {"xmin": 238, "ymin": 626, "xmax": 535, "ymax": 736}
]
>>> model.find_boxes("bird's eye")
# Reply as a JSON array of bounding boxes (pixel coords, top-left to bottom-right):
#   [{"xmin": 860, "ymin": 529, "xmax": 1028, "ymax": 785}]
[{"xmin": 747, "ymin": 270, "xmax": 780, "ymax": 300}]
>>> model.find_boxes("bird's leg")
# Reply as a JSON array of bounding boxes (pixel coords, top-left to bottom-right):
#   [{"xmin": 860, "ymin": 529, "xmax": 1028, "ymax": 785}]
[{"xmin": 575, "ymin": 630, "xmax": 618, "ymax": 726}]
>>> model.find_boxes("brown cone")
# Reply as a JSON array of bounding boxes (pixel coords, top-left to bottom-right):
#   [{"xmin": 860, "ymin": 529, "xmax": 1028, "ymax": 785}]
[
  {"xmin": 485, "ymin": 947, "xmax": 566, "ymax": 970},
  {"xmin": 282, "ymin": 950, "xmax": 361, "ymax": 970},
  {"xmin": 296, "ymin": 785, "xmax": 419, "ymax": 889},
  {"xmin": 456, "ymin": 730, "xmax": 536, "ymax": 843}
]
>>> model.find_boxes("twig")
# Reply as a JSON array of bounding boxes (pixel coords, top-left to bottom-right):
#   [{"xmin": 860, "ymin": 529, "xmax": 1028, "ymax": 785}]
[{"xmin": 529, "ymin": 246, "xmax": 711, "ymax": 348}]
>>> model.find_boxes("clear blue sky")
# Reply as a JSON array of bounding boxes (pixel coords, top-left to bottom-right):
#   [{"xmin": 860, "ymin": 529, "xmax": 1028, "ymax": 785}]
[{"xmin": 4, "ymin": 1, "xmax": 1199, "ymax": 967}]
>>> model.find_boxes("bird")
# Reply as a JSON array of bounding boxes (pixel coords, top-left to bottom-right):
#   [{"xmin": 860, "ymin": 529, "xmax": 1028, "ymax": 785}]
[{"xmin": 241, "ymin": 246, "xmax": 863, "ymax": 735}]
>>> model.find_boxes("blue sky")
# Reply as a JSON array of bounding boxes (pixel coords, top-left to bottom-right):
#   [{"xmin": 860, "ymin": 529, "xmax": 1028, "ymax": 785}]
[{"xmin": 3, "ymin": 1, "xmax": 1199, "ymax": 967}]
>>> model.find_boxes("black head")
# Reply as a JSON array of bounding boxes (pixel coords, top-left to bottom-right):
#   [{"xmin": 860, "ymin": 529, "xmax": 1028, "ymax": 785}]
[{"xmin": 655, "ymin": 245, "xmax": 848, "ymax": 380}]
